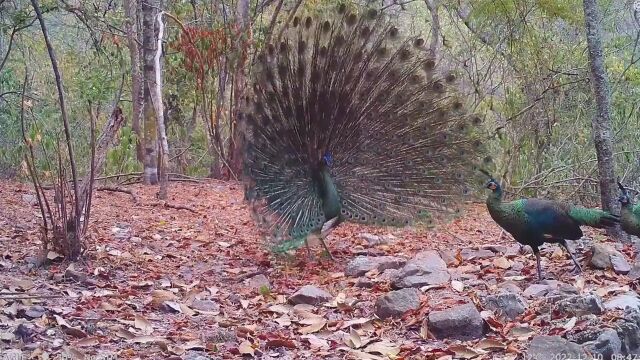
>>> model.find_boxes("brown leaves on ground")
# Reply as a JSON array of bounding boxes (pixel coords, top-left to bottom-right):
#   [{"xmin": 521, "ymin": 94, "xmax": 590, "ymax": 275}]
[{"xmin": 0, "ymin": 180, "xmax": 635, "ymax": 359}]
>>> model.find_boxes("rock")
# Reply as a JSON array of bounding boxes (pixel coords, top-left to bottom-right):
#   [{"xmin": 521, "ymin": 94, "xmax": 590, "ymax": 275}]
[
  {"xmin": 64, "ymin": 268, "xmax": 88, "ymax": 283},
  {"xmin": 428, "ymin": 303, "xmax": 484, "ymax": 341},
  {"xmin": 629, "ymin": 261, "xmax": 640, "ymax": 280},
  {"xmin": 483, "ymin": 293, "xmax": 528, "ymax": 320},
  {"xmin": 392, "ymin": 251, "xmax": 450, "ymax": 288},
  {"xmin": 584, "ymin": 329, "xmax": 622, "ymax": 360},
  {"xmin": 22, "ymin": 194, "xmax": 37, "ymax": 206},
  {"xmin": 438, "ymin": 250, "xmax": 458, "ymax": 266},
  {"xmin": 481, "ymin": 244, "xmax": 509, "ymax": 254},
  {"xmin": 612, "ymin": 254, "xmax": 632, "ymax": 275},
  {"xmin": 590, "ymin": 244, "xmax": 630, "ymax": 273},
  {"xmin": 245, "ymin": 274, "xmax": 270, "ymax": 292},
  {"xmin": 393, "ymin": 273, "xmax": 450, "ymax": 289},
  {"xmin": 374, "ymin": 288, "xmax": 421, "ymax": 319},
  {"xmin": 289, "ymin": 285, "xmax": 333, "ymax": 305},
  {"xmin": 556, "ymin": 294, "xmax": 605, "ymax": 316},
  {"xmin": 345, "ymin": 256, "xmax": 407, "ymax": 277},
  {"xmin": 526, "ymin": 336, "xmax": 587, "ymax": 360},
  {"xmin": 497, "ymin": 281, "xmax": 522, "ymax": 294},
  {"xmin": 616, "ymin": 321, "xmax": 640, "ymax": 355},
  {"xmin": 460, "ymin": 248, "xmax": 494, "ymax": 260},
  {"xmin": 605, "ymin": 292, "xmax": 640, "ymax": 311},
  {"xmin": 523, "ymin": 280, "xmax": 577, "ymax": 298},
  {"xmin": 2, "ymin": 350, "xmax": 23, "ymax": 359},
  {"xmin": 25, "ymin": 305, "xmax": 46, "ymax": 319},
  {"xmin": 355, "ymin": 278, "xmax": 374, "ymax": 288},
  {"xmin": 358, "ymin": 233, "xmax": 396, "ymax": 247},
  {"xmin": 191, "ymin": 300, "xmax": 220, "ymax": 313}
]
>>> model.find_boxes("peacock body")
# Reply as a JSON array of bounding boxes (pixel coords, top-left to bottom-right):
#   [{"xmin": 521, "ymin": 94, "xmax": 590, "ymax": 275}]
[
  {"xmin": 243, "ymin": 5, "xmax": 489, "ymax": 255},
  {"xmin": 618, "ymin": 181, "xmax": 640, "ymax": 237},
  {"xmin": 484, "ymin": 176, "xmax": 619, "ymax": 280}
]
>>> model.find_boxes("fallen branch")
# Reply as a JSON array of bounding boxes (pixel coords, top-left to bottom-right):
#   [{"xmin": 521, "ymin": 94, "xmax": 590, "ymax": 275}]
[
  {"xmin": 149, "ymin": 201, "xmax": 198, "ymax": 213},
  {"xmin": 96, "ymin": 186, "xmax": 138, "ymax": 202}
]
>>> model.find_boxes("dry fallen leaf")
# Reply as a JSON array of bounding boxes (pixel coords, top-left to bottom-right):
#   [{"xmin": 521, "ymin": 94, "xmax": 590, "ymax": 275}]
[
  {"xmin": 451, "ymin": 280, "xmax": 465, "ymax": 292},
  {"xmin": 299, "ymin": 318, "xmax": 326, "ymax": 334},
  {"xmin": 301, "ymin": 334, "xmax": 330, "ymax": 349},
  {"xmin": 238, "ymin": 340, "xmax": 255, "ymax": 355},
  {"xmin": 493, "ymin": 257, "xmax": 512, "ymax": 269},
  {"xmin": 448, "ymin": 344, "xmax": 485, "ymax": 359},
  {"xmin": 134, "ymin": 315, "xmax": 154, "ymax": 335},
  {"xmin": 364, "ymin": 340, "xmax": 401, "ymax": 357}
]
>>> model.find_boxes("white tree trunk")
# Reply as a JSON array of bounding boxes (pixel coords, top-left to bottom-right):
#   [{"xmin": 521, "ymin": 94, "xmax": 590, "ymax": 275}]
[{"xmin": 154, "ymin": 11, "xmax": 169, "ymax": 199}]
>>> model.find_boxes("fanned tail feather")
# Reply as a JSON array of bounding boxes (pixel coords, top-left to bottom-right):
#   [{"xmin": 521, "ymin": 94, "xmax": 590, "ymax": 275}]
[{"xmin": 244, "ymin": 5, "xmax": 490, "ymax": 251}]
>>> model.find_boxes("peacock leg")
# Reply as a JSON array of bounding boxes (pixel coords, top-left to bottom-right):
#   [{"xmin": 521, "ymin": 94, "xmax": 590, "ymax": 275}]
[
  {"xmin": 305, "ymin": 238, "xmax": 313, "ymax": 260},
  {"xmin": 559, "ymin": 240, "xmax": 582, "ymax": 273},
  {"xmin": 532, "ymin": 247, "xmax": 543, "ymax": 281},
  {"xmin": 318, "ymin": 235, "xmax": 334, "ymax": 260}
]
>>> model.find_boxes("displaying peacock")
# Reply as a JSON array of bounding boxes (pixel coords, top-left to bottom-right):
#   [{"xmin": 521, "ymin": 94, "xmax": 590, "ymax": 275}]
[
  {"xmin": 243, "ymin": 4, "xmax": 489, "ymax": 257},
  {"xmin": 618, "ymin": 181, "xmax": 640, "ymax": 237},
  {"xmin": 483, "ymin": 172, "xmax": 620, "ymax": 280}
]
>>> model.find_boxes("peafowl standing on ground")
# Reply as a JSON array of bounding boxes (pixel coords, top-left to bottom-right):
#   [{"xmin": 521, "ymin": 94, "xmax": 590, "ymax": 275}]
[
  {"xmin": 483, "ymin": 173, "xmax": 620, "ymax": 281},
  {"xmin": 618, "ymin": 181, "xmax": 640, "ymax": 237},
  {"xmin": 243, "ymin": 5, "xmax": 489, "ymax": 257}
]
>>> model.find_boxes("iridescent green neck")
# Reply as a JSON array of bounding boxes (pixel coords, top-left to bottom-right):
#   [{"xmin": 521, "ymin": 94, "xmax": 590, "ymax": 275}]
[
  {"xmin": 486, "ymin": 185, "xmax": 503, "ymax": 208},
  {"xmin": 319, "ymin": 168, "xmax": 341, "ymax": 220}
]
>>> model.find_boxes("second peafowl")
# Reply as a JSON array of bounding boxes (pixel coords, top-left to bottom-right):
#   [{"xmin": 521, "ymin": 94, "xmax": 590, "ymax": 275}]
[
  {"xmin": 618, "ymin": 181, "xmax": 640, "ymax": 237},
  {"xmin": 243, "ymin": 5, "xmax": 489, "ymax": 257},
  {"xmin": 483, "ymin": 172, "xmax": 619, "ymax": 280}
]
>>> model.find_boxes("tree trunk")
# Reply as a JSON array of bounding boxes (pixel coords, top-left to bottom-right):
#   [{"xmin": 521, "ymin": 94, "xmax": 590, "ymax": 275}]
[
  {"xmin": 583, "ymin": 0, "xmax": 623, "ymax": 239},
  {"xmin": 142, "ymin": 0, "xmax": 159, "ymax": 184},
  {"xmin": 228, "ymin": 0, "xmax": 250, "ymax": 179},
  {"xmin": 154, "ymin": 11, "xmax": 169, "ymax": 199},
  {"xmin": 123, "ymin": 0, "xmax": 144, "ymax": 163}
]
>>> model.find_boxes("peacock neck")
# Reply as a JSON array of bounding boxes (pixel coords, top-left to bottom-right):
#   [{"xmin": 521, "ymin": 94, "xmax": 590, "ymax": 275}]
[
  {"xmin": 486, "ymin": 186, "xmax": 503, "ymax": 210},
  {"xmin": 318, "ymin": 168, "xmax": 341, "ymax": 220}
]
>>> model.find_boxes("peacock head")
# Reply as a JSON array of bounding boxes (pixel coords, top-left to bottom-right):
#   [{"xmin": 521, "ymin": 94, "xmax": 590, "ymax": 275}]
[
  {"xmin": 322, "ymin": 151, "xmax": 334, "ymax": 168},
  {"xmin": 485, "ymin": 179, "xmax": 500, "ymax": 192},
  {"xmin": 618, "ymin": 181, "xmax": 631, "ymax": 205}
]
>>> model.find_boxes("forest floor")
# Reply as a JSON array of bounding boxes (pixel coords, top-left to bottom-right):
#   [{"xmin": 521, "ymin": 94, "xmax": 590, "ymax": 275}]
[{"xmin": 0, "ymin": 180, "xmax": 638, "ymax": 360}]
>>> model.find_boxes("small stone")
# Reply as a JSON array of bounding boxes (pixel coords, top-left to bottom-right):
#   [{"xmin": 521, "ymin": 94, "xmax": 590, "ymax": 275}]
[
  {"xmin": 483, "ymin": 293, "xmax": 528, "ymax": 320},
  {"xmin": 590, "ymin": 244, "xmax": 629, "ymax": 271},
  {"xmin": 191, "ymin": 299, "xmax": 220, "ymax": 312},
  {"xmin": 497, "ymin": 281, "xmax": 522, "ymax": 294},
  {"xmin": 22, "ymin": 194, "xmax": 37, "ymax": 206},
  {"xmin": 481, "ymin": 244, "xmax": 509, "ymax": 254},
  {"xmin": 345, "ymin": 256, "xmax": 407, "ymax": 277},
  {"xmin": 523, "ymin": 280, "xmax": 576, "ymax": 298},
  {"xmin": 556, "ymin": 294, "xmax": 605, "ymax": 316},
  {"xmin": 25, "ymin": 305, "xmax": 46, "ymax": 319},
  {"xmin": 245, "ymin": 274, "xmax": 270, "ymax": 292},
  {"xmin": 355, "ymin": 278, "xmax": 374, "ymax": 288},
  {"xmin": 438, "ymin": 250, "xmax": 458, "ymax": 266},
  {"xmin": 616, "ymin": 321, "xmax": 640, "ymax": 354},
  {"xmin": 526, "ymin": 336, "xmax": 586, "ymax": 360},
  {"xmin": 605, "ymin": 292, "xmax": 640, "ymax": 311},
  {"xmin": 611, "ymin": 253, "xmax": 632, "ymax": 275},
  {"xmin": 629, "ymin": 261, "xmax": 640, "ymax": 280},
  {"xmin": 64, "ymin": 268, "xmax": 88, "ymax": 283},
  {"xmin": 289, "ymin": 285, "xmax": 333, "ymax": 305},
  {"xmin": 392, "ymin": 251, "xmax": 450, "ymax": 288},
  {"xmin": 460, "ymin": 248, "xmax": 494, "ymax": 260},
  {"xmin": 584, "ymin": 329, "xmax": 621, "ymax": 360},
  {"xmin": 359, "ymin": 233, "xmax": 384, "ymax": 246},
  {"xmin": 428, "ymin": 303, "xmax": 485, "ymax": 341},
  {"xmin": 374, "ymin": 288, "xmax": 421, "ymax": 319}
]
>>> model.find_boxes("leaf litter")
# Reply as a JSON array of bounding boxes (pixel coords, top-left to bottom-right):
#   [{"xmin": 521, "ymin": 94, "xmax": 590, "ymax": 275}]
[{"xmin": 0, "ymin": 180, "xmax": 635, "ymax": 359}]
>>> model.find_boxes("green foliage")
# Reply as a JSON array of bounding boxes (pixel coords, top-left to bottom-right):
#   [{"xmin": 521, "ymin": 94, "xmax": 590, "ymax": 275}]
[{"xmin": 105, "ymin": 126, "xmax": 141, "ymax": 175}]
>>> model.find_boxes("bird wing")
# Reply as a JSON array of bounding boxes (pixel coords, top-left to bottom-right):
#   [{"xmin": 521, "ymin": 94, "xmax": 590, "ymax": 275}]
[{"xmin": 522, "ymin": 199, "xmax": 582, "ymax": 240}]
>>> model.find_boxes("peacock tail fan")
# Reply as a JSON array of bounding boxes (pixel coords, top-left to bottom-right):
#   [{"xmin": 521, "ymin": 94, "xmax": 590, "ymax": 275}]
[{"xmin": 243, "ymin": 4, "xmax": 491, "ymax": 251}]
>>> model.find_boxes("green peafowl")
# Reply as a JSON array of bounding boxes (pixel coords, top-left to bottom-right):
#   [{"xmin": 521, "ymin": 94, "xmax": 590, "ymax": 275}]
[
  {"xmin": 618, "ymin": 181, "xmax": 640, "ymax": 237},
  {"xmin": 483, "ymin": 173, "xmax": 620, "ymax": 280},
  {"xmin": 243, "ymin": 4, "xmax": 489, "ymax": 257}
]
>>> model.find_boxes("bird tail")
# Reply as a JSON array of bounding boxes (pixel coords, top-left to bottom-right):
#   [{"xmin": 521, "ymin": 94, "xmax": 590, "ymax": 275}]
[
  {"xmin": 244, "ymin": 4, "xmax": 491, "ymax": 251},
  {"xmin": 568, "ymin": 206, "xmax": 620, "ymax": 228}
]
